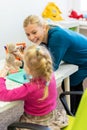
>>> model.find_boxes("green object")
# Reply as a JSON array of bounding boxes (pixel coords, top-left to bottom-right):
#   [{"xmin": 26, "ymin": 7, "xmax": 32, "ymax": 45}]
[
  {"xmin": 62, "ymin": 89, "xmax": 87, "ymax": 130},
  {"xmin": 7, "ymin": 69, "xmax": 29, "ymax": 84},
  {"xmin": 69, "ymin": 27, "xmax": 77, "ymax": 31}
]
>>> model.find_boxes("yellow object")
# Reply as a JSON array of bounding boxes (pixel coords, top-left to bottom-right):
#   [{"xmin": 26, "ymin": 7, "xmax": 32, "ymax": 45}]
[
  {"xmin": 62, "ymin": 89, "xmax": 87, "ymax": 130},
  {"xmin": 42, "ymin": 2, "xmax": 63, "ymax": 21}
]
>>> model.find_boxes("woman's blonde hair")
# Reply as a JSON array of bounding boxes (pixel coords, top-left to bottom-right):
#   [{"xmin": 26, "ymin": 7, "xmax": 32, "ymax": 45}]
[
  {"xmin": 23, "ymin": 15, "xmax": 48, "ymax": 28},
  {"xmin": 24, "ymin": 44, "xmax": 53, "ymax": 100}
]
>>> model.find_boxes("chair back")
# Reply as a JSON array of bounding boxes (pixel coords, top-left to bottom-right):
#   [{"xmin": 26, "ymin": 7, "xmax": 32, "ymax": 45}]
[{"xmin": 71, "ymin": 89, "xmax": 87, "ymax": 130}]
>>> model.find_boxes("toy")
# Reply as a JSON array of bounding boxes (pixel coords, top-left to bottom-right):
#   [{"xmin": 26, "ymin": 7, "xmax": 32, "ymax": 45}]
[
  {"xmin": 42, "ymin": 2, "xmax": 63, "ymax": 21},
  {"xmin": 69, "ymin": 10, "xmax": 83, "ymax": 19},
  {"xmin": 69, "ymin": 10, "xmax": 87, "ymax": 21},
  {"xmin": 4, "ymin": 43, "xmax": 24, "ymax": 74}
]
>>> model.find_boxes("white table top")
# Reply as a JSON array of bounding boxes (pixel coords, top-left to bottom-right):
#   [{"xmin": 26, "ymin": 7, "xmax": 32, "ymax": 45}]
[
  {"xmin": 0, "ymin": 60, "xmax": 78, "ymax": 113},
  {"xmin": 55, "ymin": 62, "xmax": 78, "ymax": 85}
]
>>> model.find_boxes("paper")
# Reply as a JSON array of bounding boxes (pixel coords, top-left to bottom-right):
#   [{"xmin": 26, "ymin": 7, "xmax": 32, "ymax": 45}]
[{"xmin": 7, "ymin": 69, "xmax": 29, "ymax": 84}]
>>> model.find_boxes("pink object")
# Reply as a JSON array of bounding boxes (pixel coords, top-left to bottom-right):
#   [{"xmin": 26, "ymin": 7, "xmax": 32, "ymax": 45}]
[{"xmin": 0, "ymin": 73, "xmax": 57, "ymax": 116}]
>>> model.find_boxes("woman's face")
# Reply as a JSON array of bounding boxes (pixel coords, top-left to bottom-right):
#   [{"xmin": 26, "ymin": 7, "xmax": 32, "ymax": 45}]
[{"xmin": 24, "ymin": 23, "xmax": 46, "ymax": 45}]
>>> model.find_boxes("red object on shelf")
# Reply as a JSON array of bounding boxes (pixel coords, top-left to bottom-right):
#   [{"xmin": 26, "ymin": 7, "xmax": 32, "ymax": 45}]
[{"xmin": 69, "ymin": 10, "xmax": 83, "ymax": 19}]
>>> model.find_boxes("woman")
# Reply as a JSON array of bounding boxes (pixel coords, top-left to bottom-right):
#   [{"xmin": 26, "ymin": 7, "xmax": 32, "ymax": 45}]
[{"xmin": 23, "ymin": 15, "xmax": 87, "ymax": 115}]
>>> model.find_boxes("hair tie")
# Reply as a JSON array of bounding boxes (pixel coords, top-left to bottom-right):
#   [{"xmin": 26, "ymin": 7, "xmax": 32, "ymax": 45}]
[
  {"xmin": 36, "ymin": 46, "xmax": 40, "ymax": 56},
  {"xmin": 46, "ymin": 81, "xmax": 49, "ymax": 87}
]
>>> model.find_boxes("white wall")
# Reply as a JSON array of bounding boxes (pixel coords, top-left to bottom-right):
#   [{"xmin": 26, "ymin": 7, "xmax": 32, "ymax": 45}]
[{"xmin": 0, "ymin": 0, "xmax": 70, "ymax": 59}]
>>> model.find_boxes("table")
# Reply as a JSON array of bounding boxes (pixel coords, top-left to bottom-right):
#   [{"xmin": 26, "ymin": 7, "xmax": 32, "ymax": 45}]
[
  {"xmin": 0, "ymin": 60, "xmax": 78, "ymax": 130},
  {"xmin": 0, "ymin": 79, "xmax": 24, "ymax": 130},
  {"xmin": 55, "ymin": 62, "xmax": 78, "ymax": 109}
]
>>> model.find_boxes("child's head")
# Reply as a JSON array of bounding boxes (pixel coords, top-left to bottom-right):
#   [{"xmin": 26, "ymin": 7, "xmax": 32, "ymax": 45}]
[
  {"xmin": 24, "ymin": 44, "xmax": 53, "ymax": 100},
  {"xmin": 24, "ymin": 44, "xmax": 53, "ymax": 81}
]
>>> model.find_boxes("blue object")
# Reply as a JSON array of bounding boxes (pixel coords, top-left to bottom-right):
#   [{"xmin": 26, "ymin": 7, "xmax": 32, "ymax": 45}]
[
  {"xmin": 7, "ymin": 69, "xmax": 29, "ymax": 84},
  {"xmin": 43, "ymin": 26, "xmax": 87, "ymax": 86},
  {"xmin": 83, "ymin": 14, "xmax": 87, "ymax": 18}
]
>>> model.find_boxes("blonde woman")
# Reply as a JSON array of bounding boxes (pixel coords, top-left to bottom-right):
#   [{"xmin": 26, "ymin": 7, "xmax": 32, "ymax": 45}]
[
  {"xmin": 0, "ymin": 45, "xmax": 68, "ymax": 130},
  {"xmin": 23, "ymin": 15, "xmax": 87, "ymax": 115}
]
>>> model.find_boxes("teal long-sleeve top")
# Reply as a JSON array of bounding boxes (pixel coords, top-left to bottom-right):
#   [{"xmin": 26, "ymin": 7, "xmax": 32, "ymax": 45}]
[{"xmin": 46, "ymin": 26, "xmax": 87, "ymax": 86}]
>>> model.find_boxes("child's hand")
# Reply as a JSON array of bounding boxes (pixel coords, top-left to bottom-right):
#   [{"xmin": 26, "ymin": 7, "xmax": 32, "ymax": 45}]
[
  {"xmin": 13, "ymin": 51, "xmax": 24, "ymax": 60},
  {"xmin": 0, "ymin": 66, "xmax": 9, "ymax": 77}
]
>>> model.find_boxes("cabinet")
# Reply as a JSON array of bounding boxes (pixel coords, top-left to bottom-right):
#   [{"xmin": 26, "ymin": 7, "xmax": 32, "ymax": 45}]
[
  {"xmin": 56, "ymin": 20, "xmax": 79, "ymax": 32},
  {"xmin": 47, "ymin": 19, "xmax": 79, "ymax": 32},
  {"xmin": 79, "ymin": 20, "xmax": 87, "ymax": 36}
]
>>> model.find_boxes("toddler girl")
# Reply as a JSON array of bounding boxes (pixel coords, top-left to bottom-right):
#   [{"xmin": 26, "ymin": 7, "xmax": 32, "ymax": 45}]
[{"xmin": 0, "ymin": 44, "xmax": 68, "ymax": 130}]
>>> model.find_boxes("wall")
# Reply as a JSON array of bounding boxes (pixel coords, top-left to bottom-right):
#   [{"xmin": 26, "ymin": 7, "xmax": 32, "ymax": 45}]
[{"xmin": 0, "ymin": 0, "xmax": 70, "ymax": 59}]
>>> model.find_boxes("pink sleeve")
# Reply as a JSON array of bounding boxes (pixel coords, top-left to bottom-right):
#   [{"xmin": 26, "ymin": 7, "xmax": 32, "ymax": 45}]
[
  {"xmin": 0, "ymin": 78, "xmax": 37, "ymax": 102},
  {"xmin": 0, "ymin": 78, "xmax": 6, "ymax": 88}
]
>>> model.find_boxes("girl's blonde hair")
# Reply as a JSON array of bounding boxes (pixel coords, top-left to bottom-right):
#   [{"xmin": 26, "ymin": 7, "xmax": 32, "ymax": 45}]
[
  {"xmin": 24, "ymin": 45, "xmax": 53, "ymax": 100},
  {"xmin": 23, "ymin": 15, "xmax": 48, "ymax": 28}
]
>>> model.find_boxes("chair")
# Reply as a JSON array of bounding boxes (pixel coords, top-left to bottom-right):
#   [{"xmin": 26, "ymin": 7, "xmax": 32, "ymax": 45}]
[
  {"xmin": 7, "ymin": 122, "xmax": 51, "ymax": 130},
  {"xmin": 8, "ymin": 89, "xmax": 87, "ymax": 130},
  {"xmin": 59, "ymin": 91, "xmax": 83, "ymax": 116},
  {"xmin": 60, "ymin": 89, "xmax": 87, "ymax": 130}
]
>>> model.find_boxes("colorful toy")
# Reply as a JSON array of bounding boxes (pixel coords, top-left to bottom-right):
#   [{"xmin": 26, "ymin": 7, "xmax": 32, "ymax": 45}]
[
  {"xmin": 42, "ymin": 2, "xmax": 63, "ymax": 21},
  {"xmin": 4, "ymin": 43, "xmax": 26, "ymax": 74},
  {"xmin": 69, "ymin": 10, "xmax": 83, "ymax": 19}
]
